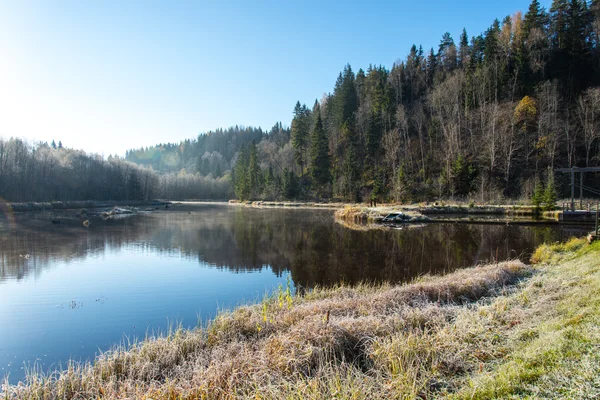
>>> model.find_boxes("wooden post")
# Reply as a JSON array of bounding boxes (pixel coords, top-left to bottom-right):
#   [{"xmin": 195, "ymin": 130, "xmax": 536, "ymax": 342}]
[
  {"xmin": 580, "ymin": 172, "xmax": 584, "ymax": 210},
  {"xmin": 596, "ymin": 202, "xmax": 600, "ymax": 240},
  {"xmin": 571, "ymin": 168, "xmax": 575, "ymax": 211}
]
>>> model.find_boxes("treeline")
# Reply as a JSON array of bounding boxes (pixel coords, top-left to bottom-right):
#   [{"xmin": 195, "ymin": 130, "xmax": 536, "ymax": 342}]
[
  {"xmin": 0, "ymin": 138, "xmax": 232, "ymax": 203},
  {"xmin": 126, "ymin": 126, "xmax": 274, "ymax": 175},
  {"xmin": 125, "ymin": 0, "xmax": 600, "ymax": 203},
  {"xmin": 0, "ymin": 138, "xmax": 156, "ymax": 202}
]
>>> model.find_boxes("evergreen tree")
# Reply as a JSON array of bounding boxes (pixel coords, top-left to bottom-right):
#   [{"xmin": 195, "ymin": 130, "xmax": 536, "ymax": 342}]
[
  {"xmin": 341, "ymin": 123, "xmax": 361, "ymax": 202},
  {"xmin": 524, "ymin": 0, "xmax": 549, "ymax": 35},
  {"xmin": 469, "ymin": 35, "xmax": 486, "ymax": 68},
  {"xmin": 485, "ymin": 19, "xmax": 501, "ymax": 63},
  {"xmin": 458, "ymin": 28, "xmax": 470, "ymax": 68},
  {"xmin": 452, "ymin": 155, "xmax": 477, "ymax": 197},
  {"xmin": 282, "ymin": 168, "xmax": 298, "ymax": 199},
  {"xmin": 291, "ymin": 101, "xmax": 310, "ymax": 177},
  {"xmin": 543, "ymin": 172, "xmax": 558, "ymax": 210},
  {"xmin": 438, "ymin": 32, "xmax": 457, "ymax": 71},
  {"xmin": 550, "ymin": 0, "xmax": 569, "ymax": 50},
  {"xmin": 335, "ymin": 64, "xmax": 358, "ymax": 127},
  {"xmin": 233, "ymin": 144, "xmax": 249, "ymax": 200},
  {"xmin": 246, "ymin": 141, "xmax": 261, "ymax": 198},
  {"xmin": 310, "ymin": 105, "xmax": 331, "ymax": 195},
  {"xmin": 426, "ymin": 48, "xmax": 437, "ymax": 84},
  {"xmin": 51, "ymin": 140, "xmax": 57, "ymax": 149},
  {"xmin": 531, "ymin": 179, "xmax": 544, "ymax": 209}
]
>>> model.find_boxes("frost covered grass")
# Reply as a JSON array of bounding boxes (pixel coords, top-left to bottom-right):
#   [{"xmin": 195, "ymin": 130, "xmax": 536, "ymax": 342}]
[{"xmin": 3, "ymin": 238, "xmax": 600, "ymax": 399}]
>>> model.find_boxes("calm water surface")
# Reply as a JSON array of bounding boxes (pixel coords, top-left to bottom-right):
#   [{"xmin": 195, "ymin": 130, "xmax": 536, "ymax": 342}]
[{"xmin": 0, "ymin": 203, "xmax": 581, "ymax": 383}]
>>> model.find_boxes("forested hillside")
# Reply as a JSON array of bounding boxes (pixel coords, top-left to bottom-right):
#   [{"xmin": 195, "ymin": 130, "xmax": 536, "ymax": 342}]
[
  {"xmin": 2, "ymin": 1, "xmax": 599, "ymax": 204},
  {"xmin": 125, "ymin": 0, "xmax": 600, "ymax": 203},
  {"xmin": 0, "ymin": 138, "xmax": 232, "ymax": 202}
]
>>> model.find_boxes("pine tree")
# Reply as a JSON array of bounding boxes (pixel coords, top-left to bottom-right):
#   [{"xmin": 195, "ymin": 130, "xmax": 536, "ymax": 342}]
[
  {"xmin": 51, "ymin": 140, "xmax": 57, "ymax": 149},
  {"xmin": 310, "ymin": 105, "xmax": 331, "ymax": 195},
  {"xmin": 341, "ymin": 122, "xmax": 361, "ymax": 202},
  {"xmin": 458, "ymin": 28, "xmax": 470, "ymax": 68},
  {"xmin": 233, "ymin": 144, "xmax": 249, "ymax": 200},
  {"xmin": 426, "ymin": 48, "xmax": 437, "ymax": 84},
  {"xmin": 246, "ymin": 141, "xmax": 261, "ymax": 198},
  {"xmin": 291, "ymin": 102, "xmax": 310, "ymax": 177},
  {"xmin": 335, "ymin": 64, "xmax": 358, "ymax": 127},
  {"xmin": 531, "ymin": 179, "xmax": 544, "ymax": 209},
  {"xmin": 283, "ymin": 168, "xmax": 298, "ymax": 199},
  {"xmin": 452, "ymin": 155, "xmax": 477, "ymax": 197},
  {"xmin": 484, "ymin": 19, "xmax": 501, "ymax": 64},
  {"xmin": 438, "ymin": 32, "xmax": 457, "ymax": 71},
  {"xmin": 543, "ymin": 173, "xmax": 558, "ymax": 210},
  {"xmin": 524, "ymin": 0, "xmax": 549, "ymax": 36}
]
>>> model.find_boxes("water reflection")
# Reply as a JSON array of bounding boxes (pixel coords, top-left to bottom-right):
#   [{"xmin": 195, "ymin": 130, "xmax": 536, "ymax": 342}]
[
  {"xmin": 0, "ymin": 204, "xmax": 578, "ymax": 287},
  {"xmin": 0, "ymin": 204, "xmax": 586, "ymax": 384}
]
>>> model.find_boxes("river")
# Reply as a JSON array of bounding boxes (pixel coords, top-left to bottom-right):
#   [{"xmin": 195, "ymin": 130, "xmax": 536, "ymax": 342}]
[{"xmin": 0, "ymin": 203, "xmax": 581, "ymax": 383}]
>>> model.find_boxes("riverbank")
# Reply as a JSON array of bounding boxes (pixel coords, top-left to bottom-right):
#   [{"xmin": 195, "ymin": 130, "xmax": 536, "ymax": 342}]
[
  {"xmin": 3, "ymin": 237, "xmax": 599, "ymax": 399},
  {"xmin": 5, "ymin": 200, "xmax": 170, "ymax": 213},
  {"xmin": 227, "ymin": 200, "xmax": 561, "ymax": 224}
]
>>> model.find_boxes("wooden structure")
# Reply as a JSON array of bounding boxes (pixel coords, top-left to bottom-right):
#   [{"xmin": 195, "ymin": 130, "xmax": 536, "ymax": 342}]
[
  {"xmin": 588, "ymin": 203, "xmax": 599, "ymax": 243},
  {"xmin": 556, "ymin": 167, "xmax": 600, "ymax": 211}
]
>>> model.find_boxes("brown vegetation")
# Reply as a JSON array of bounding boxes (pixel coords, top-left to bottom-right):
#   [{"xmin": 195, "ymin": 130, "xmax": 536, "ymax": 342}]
[{"xmin": 3, "ymin": 260, "xmax": 531, "ymax": 399}]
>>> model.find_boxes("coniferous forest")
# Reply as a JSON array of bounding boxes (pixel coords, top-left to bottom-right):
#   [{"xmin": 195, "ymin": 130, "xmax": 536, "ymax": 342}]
[{"xmin": 2, "ymin": 0, "xmax": 600, "ymax": 203}]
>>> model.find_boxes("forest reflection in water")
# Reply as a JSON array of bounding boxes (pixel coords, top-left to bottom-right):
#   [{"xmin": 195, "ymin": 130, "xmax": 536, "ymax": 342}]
[
  {"xmin": 0, "ymin": 203, "xmax": 584, "ymax": 384},
  {"xmin": 0, "ymin": 203, "xmax": 576, "ymax": 288}
]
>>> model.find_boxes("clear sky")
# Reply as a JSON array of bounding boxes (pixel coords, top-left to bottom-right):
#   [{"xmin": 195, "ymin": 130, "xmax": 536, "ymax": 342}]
[{"xmin": 0, "ymin": 0, "xmax": 551, "ymax": 157}]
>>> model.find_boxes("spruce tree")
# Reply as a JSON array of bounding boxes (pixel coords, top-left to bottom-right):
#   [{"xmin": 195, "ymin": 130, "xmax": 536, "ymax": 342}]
[
  {"xmin": 531, "ymin": 179, "xmax": 544, "ymax": 209},
  {"xmin": 310, "ymin": 105, "xmax": 331, "ymax": 196},
  {"xmin": 543, "ymin": 173, "xmax": 558, "ymax": 210},
  {"xmin": 484, "ymin": 19, "xmax": 501, "ymax": 64},
  {"xmin": 458, "ymin": 28, "xmax": 470, "ymax": 68},
  {"xmin": 283, "ymin": 168, "xmax": 298, "ymax": 199},
  {"xmin": 524, "ymin": 0, "xmax": 549, "ymax": 35},
  {"xmin": 246, "ymin": 141, "xmax": 261, "ymax": 198},
  {"xmin": 336, "ymin": 64, "xmax": 358, "ymax": 126},
  {"xmin": 233, "ymin": 144, "xmax": 249, "ymax": 200},
  {"xmin": 426, "ymin": 48, "xmax": 437, "ymax": 84},
  {"xmin": 291, "ymin": 102, "xmax": 310, "ymax": 177}
]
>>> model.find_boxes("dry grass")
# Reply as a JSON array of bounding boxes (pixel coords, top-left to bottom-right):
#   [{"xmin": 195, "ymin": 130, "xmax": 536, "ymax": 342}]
[
  {"xmin": 3, "ymin": 261, "xmax": 530, "ymax": 399},
  {"xmin": 334, "ymin": 206, "xmax": 378, "ymax": 223},
  {"xmin": 4, "ymin": 239, "xmax": 600, "ymax": 399},
  {"xmin": 334, "ymin": 206, "xmax": 426, "ymax": 225}
]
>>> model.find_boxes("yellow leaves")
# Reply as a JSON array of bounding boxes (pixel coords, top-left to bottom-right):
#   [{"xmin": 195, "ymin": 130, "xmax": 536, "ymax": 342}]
[
  {"xmin": 536, "ymin": 135, "xmax": 548, "ymax": 150},
  {"xmin": 262, "ymin": 303, "xmax": 268, "ymax": 323},
  {"xmin": 515, "ymin": 96, "xmax": 537, "ymax": 126}
]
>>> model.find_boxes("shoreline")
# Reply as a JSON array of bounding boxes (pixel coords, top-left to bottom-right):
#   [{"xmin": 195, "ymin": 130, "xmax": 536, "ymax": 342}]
[
  {"xmin": 3, "ymin": 238, "xmax": 599, "ymax": 399},
  {"xmin": 3, "ymin": 200, "xmax": 571, "ymax": 229},
  {"xmin": 4, "ymin": 200, "xmax": 171, "ymax": 213}
]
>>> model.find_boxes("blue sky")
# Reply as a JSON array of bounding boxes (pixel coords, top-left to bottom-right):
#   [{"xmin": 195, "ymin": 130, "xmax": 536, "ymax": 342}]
[{"xmin": 0, "ymin": 0, "xmax": 550, "ymax": 156}]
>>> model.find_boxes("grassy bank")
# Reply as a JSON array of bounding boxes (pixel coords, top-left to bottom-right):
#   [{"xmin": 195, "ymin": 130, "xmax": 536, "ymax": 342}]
[{"xmin": 3, "ymin": 238, "xmax": 600, "ymax": 399}]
